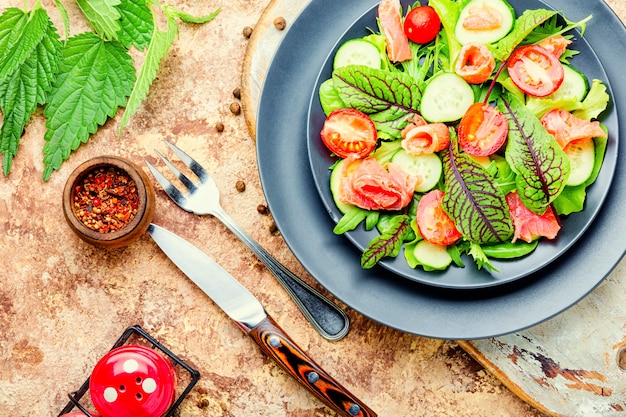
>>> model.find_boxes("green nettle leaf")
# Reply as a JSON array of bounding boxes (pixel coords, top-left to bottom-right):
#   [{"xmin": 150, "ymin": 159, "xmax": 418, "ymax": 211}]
[
  {"xmin": 0, "ymin": 6, "xmax": 61, "ymax": 175},
  {"xmin": 164, "ymin": 5, "xmax": 220, "ymax": 24},
  {"xmin": 115, "ymin": 0, "xmax": 154, "ymax": 50},
  {"xmin": 0, "ymin": 7, "xmax": 49, "ymax": 82},
  {"xmin": 42, "ymin": 33, "xmax": 135, "ymax": 180},
  {"xmin": 118, "ymin": 13, "xmax": 178, "ymax": 136},
  {"xmin": 361, "ymin": 215, "xmax": 412, "ymax": 269},
  {"xmin": 442, "ymin": 136, "xmax": 513, "ymax": 245},
  {"xmin": 75, "ymin": 0, "xmax": 122, "ymax": 41},
  {"xmin": 492, "ymin": 9, "xmax": 557, "ymax": 61},
  {"xmin": 333, "ymin": 65, "xmax": 422, "ymax": 138},
  {"xmin": 498, "ymin": 91, "xmax": 570, "ymax": 214}
]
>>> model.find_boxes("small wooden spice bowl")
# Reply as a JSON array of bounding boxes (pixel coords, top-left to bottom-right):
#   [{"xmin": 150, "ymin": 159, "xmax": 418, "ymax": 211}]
[{"xmin": 63, "ymin": 156, "xmax": 156, "ymax": 249}]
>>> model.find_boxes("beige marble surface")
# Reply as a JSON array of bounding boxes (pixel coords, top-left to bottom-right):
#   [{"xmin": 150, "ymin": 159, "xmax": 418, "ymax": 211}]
[{"xmin": 0, "ymin": 1, "xmax": 623, "ymax": 416}]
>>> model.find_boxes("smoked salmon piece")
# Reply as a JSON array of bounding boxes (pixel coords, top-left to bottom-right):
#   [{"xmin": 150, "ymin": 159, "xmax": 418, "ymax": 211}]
[
  {"xmin": 378, "ymin": 0, "xmax": 412, "ymax": 62},
  {"xmin": 541, "ymin": 109, "xmax": 607, "ymax": 149}
]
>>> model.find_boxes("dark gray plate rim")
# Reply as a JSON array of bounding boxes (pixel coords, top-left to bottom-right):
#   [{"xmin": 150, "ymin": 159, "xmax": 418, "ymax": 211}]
[{"xmin": 256, "ymin": 0, "xmax": 626, "ymax": 339}]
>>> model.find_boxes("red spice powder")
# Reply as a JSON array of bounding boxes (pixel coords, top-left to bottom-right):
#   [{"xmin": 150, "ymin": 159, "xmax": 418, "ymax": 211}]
[{"xmin": 72, "ymin": 166, "xmax": 139, "ymax": 233}]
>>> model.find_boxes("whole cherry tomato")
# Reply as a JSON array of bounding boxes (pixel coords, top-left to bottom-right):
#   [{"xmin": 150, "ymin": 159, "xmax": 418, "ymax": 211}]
[
  {"xmin": 89, "ymin": 345, "xmax": 177, "ymax": 417},
  {"xmin": 403, "ymin": 6, "xmax": 441, "ymax": 44}
]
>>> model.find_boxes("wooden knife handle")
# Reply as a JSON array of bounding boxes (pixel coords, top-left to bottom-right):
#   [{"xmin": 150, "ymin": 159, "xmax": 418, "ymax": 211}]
[{"xmin": 244, "ymin": 315, "xmax": 377, "ymax": 417}]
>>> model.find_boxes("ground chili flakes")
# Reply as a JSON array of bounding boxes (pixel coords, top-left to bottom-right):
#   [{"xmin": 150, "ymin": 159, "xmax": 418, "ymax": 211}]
[{"xmin": 72, "ymin": 166, "xmax": 139, "ymax": 233}]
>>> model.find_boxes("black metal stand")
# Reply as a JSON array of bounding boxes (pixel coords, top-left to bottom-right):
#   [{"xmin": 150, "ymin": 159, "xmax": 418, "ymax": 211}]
[{"xmin": 58, "ymin": 324, "xmax": 200, "ymax": 417}]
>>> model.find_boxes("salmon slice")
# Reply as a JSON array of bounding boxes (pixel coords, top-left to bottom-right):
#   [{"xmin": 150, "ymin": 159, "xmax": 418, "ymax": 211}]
[{"xmin": 378, "ymin": 0, "xmax": 412, "ymax": 62}]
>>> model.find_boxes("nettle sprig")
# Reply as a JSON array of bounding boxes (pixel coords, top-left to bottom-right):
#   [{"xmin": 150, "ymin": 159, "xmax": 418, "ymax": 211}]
[{"xmin": 0, "ymin": 0, "xmax": 219, "ymax": 180}]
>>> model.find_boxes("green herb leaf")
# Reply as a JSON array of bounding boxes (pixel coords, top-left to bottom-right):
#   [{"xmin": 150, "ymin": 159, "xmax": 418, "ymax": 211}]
[
  {"xmin": 467, "ymin": 242, "xmax": 498, "ymax": 272},
  {"xmin": 115, "ymin": 0, "xmax": 154, "ymax": 50},
  {"xmin": 0, "ymin": 6, "xmax": 61, "ymax": 175},
  {"xmin": 492, "ymin": 9, "xmax": 557, "ymax": 61},
  {"xmin": 164, "ymin": 5, "xmax": 220, "ymax": 24},
  {"xmin": 498, "ymin": 91, "xmax": 570, "ymax": 214},
  {"xmin": 52, "ymin": 0, "xmax": 71, "ymax": 40},
  {"xmin": 0, "ymin": 7, "xmax": 49, "ymax": 82},
  {"xmin": 42, "ymin": 33, "xmax": 135, "ymax": 180},
  {"xmin": 428, "ymin": 0, "xmax": 464, "ymax": 72},
  {"xmin": 442, "ymin": 134, "xmax": 513, "ymax": 245},
  {"xmin": 75, "ymin": 0, "xmax": 121, "ymax": 41},
  {"xmin": 118, "ymin": 13, "xmax": 178, "ymax": 136},
  {"xmin": 361, "ymin": 214, "xmax": 412, "ymax": 269},
  {"xmin": 332, "ymin": 65, "xmax": 422, "ymax": 138}
]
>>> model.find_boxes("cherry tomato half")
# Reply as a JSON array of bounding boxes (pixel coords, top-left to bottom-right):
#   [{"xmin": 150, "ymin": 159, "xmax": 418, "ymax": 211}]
[
  {"xmin": 89, "ymin": 345, "xmax": 177, "ymax": 417},
  {"xmin": 507, "ymin": 45, "xmax": 564, "ymax": 97},
  {"xmin": 320, "ymin": 108, "xmax": 378, "ymax": 159},
  {"xmin": 403, "ymin": 5, "xmax": 441, "ymax": 44},
  {"xmin": 458, "ymin": 102, "xmax": 508, "ymax": 156},
  {"xmin": 416, "ymin": 189, "xmax": 462, "ymax": 246}
]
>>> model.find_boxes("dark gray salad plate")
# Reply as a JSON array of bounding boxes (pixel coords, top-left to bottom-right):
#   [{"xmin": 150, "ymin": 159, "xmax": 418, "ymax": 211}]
[{"xmin": 256, "ymin": 0, "xmax": 625, "ymax": 339}]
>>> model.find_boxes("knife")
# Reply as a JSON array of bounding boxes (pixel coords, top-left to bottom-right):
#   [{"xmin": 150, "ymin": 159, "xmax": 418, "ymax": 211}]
[{"xmin": 147, "ymin": 223, "xmax": 377, "ymax": 417}]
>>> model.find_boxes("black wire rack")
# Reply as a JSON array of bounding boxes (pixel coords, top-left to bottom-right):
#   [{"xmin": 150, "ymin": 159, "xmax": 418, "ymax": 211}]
[{"xmin": 57, "ymin": 324, "xmax": 200, "ymax": 417}]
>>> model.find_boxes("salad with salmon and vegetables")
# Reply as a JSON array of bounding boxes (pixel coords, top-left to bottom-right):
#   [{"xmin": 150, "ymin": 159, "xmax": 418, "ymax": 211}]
[{"xmin": 317, "ymin": 0, "xmax": 610, "ymax": 273}]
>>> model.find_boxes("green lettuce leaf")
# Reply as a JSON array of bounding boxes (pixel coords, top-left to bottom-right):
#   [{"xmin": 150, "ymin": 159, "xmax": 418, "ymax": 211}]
[
  {"xmin": 332, "ymin": 65, "xmax": 422, "ymax": 138},
  {"xmin": 442, "ymin": 134, "xmax": 513, "ymax": 245},
  {"xmin": 318, "ymin": 78, "xmax": 346, "ymax": 116},
  {"xmin": 553, "ymin": 134, "xmax": 608, "ymax": 215},
  {"xmin": 573, "ymin": 79, "xmax": 610, "ymax": 121},
  {"xmin": 492, "ymin": 9, "xmax": 556, "ymax": 61},
  {"xmin": 42, "ymin": 33, "xmax": 135, "ymax": 180},
  {"xmin": 498, "ymin": 91, "xmax": 570, "ymax": 214}
]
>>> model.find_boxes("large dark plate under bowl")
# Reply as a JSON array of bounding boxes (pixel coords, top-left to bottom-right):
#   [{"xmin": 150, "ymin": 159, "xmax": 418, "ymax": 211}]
[
  {"xmin": 307, "ymin": 0, "xmax": 617, "ymax": 289},
  {"xmin": 256, "ymin": 0, "xmax": 625, "ymax": 339}
]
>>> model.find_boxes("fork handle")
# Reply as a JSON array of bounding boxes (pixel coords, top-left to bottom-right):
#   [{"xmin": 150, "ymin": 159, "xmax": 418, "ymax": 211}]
[{"xmin": 213, "ymin": 207, "xmax": 350, "ymax": 340}]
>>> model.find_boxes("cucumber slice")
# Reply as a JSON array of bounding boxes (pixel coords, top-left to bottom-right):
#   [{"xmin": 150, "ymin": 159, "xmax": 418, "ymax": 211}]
[
  {"xmin": 420, "ymin": 73, "xmax": 474, "ymax": 123},
  {"xmin": 329, "ymin": 159, "xmax": 354, "ymax": 214},
  {"xmin": 413, "ymin": 240, "xmax": 452, "ymax": 270},
  {"xmin": 390, "ymin": 149, "xmax": 442, "ymax": 192},
  {"xmin": 455, "ymin": 0, "xmax": 515, "ymax": 45},
  {"xmin": 565, "ymin": 137, "xmax": 595, "ymax": 186},
  {"xmin": 334, "ymin": 39, "xmax": 382, "ymax": 69},
  {"xmin": 550, "ymin": 65, "xmax": 590, "ymax": 101}
]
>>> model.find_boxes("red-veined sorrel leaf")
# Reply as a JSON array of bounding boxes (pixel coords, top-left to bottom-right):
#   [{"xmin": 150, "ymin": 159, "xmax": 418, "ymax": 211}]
[{"xmin": 498, "ymin": 91, "xmax": 570, "ymax": 214}]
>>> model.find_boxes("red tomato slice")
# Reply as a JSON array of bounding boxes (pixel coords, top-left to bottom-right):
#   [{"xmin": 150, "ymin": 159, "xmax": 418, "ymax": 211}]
[
  {"xmin": 507, "ymin": 45, "xmax": 564, "ymax": 97},
  {"xmin": 458, "ymin": 103, "xmax": 508, "ymax": 156},
  {"xmin": 455, "ymin": 42, "xmax": 495, "ymax": 84},
  {"xmin": 403, "ymin": 5, "xmax": 441, "ymax": 44},
  {"xmin": 320, "ymin": 108, "xmax": 378, "ymax": 159},
  {"xmin": 416, "ymin": 189, "xmax": 462, "ymax": 246}
]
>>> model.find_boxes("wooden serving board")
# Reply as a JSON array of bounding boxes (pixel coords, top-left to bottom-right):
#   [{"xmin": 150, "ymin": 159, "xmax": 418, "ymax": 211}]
[{"xmin": 241, "ymin": 1, "xmax": 626, "ymax": 416}]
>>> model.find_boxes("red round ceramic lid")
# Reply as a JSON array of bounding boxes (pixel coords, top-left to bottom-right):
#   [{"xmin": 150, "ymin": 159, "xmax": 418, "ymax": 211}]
[{"xmin": 89, "ymin": 345, "xmax": 177, "ymax": 417}]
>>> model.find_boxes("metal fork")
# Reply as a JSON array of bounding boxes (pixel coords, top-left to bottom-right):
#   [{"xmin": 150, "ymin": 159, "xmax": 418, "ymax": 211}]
[{"xmin": 145, "ymin": 140, "xmax": 350, "ymax": 341}]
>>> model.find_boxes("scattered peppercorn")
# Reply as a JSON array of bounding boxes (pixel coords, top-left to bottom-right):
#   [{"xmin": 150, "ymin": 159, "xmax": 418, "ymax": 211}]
[
  {"xmin": 235, "ymin": 180, "xmax": 246, "ymax": 192},
  {"xmin": 197, "ymin": 398, "xmax": 210, "ymax": 409},
  {"xmin": 269, "ymin": 221, "xmax": 279, "ymax": 235},
  {"xmin": 274, "ymin": 17, "xmax": 287, "ymax": 30},
  {"xmin": 233, "ymin": 87, "xmax": 241, "ymax": 100},
  {"xmin": 256, "ymin": 204, "xmax": 269, "ymax": 215},
  {"xmin": 243, "ymin": 26, "xmax": 253, "ymax": 38},
  {"xmin": 72, "ymin": 166, "xmax": 138, "ymax": 233},
  {"xmin": 215, "ymin": 122, "xmax": 225, "ymax": 132},
  {"xmin": 229, "ymin": 102, "xmax": 241, "ymax": 115}
]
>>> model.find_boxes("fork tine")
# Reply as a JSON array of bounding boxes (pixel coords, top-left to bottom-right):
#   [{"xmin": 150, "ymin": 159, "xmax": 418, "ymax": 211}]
[
  {"xmin": 155, "ymin": 149, "xmax": 198, "ymax": 193},
  {"xmin": 144, "ymin": 159, "xmax": 189, "ymax": 208},
  {"xmin": 164, "ymin": 140, "xmax": 209, "ymax": 182}
]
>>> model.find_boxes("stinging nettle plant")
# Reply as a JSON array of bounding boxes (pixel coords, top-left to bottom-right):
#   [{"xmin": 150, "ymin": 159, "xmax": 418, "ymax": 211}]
[{"xmin": 0, "ymin": 0, "xmax": 219, "ymax": 180}]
